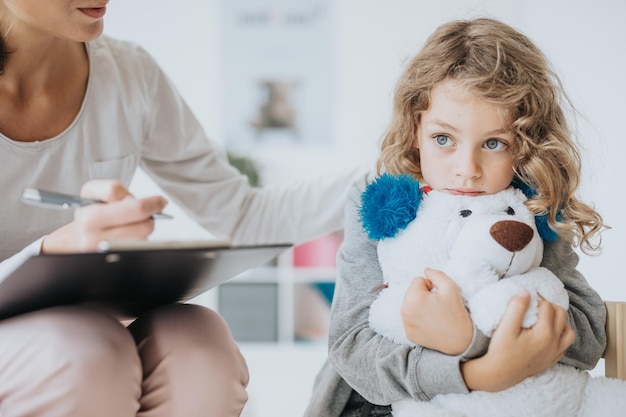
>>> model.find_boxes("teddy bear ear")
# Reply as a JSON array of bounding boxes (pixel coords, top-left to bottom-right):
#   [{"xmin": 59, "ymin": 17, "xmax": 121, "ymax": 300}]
[
  {"xmin": 358, "ymin": 173, "xmax": 422, "ymax": 240},
  {"xmin": 534, "ymin": 213, "xmax": 559, "ymax": 242},
  {"xmin": 511, "ymin": 178, "xmax": 559, "ymax": 242}
]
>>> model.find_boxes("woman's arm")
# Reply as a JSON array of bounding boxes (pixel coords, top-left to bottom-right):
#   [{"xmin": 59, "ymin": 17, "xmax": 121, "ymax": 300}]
[
  {"xmin": 0, "ymin": 180, "xmax": 167, "ymax": 283},
  {"xmin": 133, "ymin": 46, "xmax": 366, "ymax": 247},
  {"xmin": 40, "ymin": 180, "xmax": 168, "ymax": 253}
]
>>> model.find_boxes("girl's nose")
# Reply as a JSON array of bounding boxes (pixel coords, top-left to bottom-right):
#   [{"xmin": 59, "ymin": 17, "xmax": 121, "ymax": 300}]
[{"xmin": 455, "ymin": 150, "xmax": 481, "ymax": 180}]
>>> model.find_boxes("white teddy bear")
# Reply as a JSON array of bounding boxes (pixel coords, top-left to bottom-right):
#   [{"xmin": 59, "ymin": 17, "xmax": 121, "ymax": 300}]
[{"xmin": 359, "ymin": 174, "xmax": 626, "ymax": 417}]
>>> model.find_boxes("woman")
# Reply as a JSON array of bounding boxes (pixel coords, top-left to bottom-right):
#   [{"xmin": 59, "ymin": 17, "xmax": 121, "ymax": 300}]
[{"xmin": 0, "ymin": 1, "xmax": 364, "ymax": 416}]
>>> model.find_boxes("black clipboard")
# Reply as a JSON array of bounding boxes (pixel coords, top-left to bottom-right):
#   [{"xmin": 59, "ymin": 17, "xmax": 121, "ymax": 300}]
[{"xmin": 0, "ymin": 242, "xmax": 291, "ymax": 320}]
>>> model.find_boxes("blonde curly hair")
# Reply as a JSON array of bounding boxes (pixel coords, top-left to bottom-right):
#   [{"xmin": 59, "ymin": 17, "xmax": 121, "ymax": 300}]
[{"xmin": 378, "ymin": 18, "xmax": 604, "ymax": 253}]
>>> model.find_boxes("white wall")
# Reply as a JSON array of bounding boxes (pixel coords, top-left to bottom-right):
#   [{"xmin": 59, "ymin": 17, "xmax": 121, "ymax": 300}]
[
  {"xmin": 513, "ymin": 0, "xmax": 626, "ymax": 302},
  {"xmin": 104, "ymin": 0, "xmax": 626, "ymax": 300}
]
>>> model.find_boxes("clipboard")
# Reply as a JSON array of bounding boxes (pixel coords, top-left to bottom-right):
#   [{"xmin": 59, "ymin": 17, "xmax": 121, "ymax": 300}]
[{"xmin": 0, "ymin": 241, "xmax": 291, "ymax": 320}]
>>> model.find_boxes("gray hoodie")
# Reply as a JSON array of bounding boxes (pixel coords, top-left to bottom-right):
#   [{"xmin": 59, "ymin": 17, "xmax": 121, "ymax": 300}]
[{"xmin": 304, "ymin": 175, "xmax": 607, "ymax": 417}]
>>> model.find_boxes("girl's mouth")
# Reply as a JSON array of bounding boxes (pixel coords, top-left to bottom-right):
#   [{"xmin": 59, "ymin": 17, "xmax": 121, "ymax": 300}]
[{"xmin": 447, "ymin": 189, "xmax": 483, "ymax": 196}]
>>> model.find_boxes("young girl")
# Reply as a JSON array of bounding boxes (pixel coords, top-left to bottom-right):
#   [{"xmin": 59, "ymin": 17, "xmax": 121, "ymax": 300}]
[
  {"xmin": 0, "ymin": 1, "xmax": 363, "ymax": 416},
  {"xmin": 305, "ymin": 18, "xmax": 607, "ymax": 417}
]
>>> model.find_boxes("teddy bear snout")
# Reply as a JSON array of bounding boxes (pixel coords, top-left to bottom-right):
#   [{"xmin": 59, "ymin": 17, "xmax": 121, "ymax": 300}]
[{"xmin": 489, "ymin": 220, "xmax": 534, "ymax": 252}]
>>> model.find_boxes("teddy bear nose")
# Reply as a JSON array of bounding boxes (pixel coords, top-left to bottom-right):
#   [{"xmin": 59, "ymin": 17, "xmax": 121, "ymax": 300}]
[{"xmin": 489, "ymin": 220, "xmax": 534, "ymax": 252}]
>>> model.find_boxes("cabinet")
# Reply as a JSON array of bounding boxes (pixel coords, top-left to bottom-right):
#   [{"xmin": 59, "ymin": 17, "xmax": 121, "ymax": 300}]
[{"xmin": 215, "ymin": 262, "xmax": 336, "ymax": 343}]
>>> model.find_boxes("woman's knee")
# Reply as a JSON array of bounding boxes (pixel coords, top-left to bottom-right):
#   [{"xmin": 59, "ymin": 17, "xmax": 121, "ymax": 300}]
[
  {"xmin": 0, "ymin": 307, "xmax": 141, "ymax": 416},
  {"xmin": 34, "ymin": 307, "xmax": 139, "ymax": 375},
  {"xmin": 131, "ymin": 304, "xmax": 246, "ymax": 363},
  {"xmin": 1, "ymin": 306, "xmax": 139, "ymax": 375},
  {"xmin": 130, "ymin": 304, "xmax": 249, "ymax": 417}
]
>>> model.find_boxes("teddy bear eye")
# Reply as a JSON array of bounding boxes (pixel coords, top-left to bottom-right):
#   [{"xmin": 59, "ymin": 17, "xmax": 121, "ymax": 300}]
[
  {"xmin": 460, "ymin": 209, "xmax": 472, "ymax": 218},
  {"xmin": 505, "ymin": 206, "xmax": 515, "ymax": 215}
]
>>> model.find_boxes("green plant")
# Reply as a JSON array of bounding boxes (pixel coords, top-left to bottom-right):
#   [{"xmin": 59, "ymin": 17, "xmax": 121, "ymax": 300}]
[{"xmin": 227, "ymin": 152, "xmax": 260, "ymax": 187}]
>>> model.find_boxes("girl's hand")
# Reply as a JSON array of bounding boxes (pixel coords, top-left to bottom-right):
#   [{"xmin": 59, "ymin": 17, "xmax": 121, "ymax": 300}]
[
  {"xmin": 401, "ymin": 268, "xmax": 474, "ymax": 355},
  {"xmin": 41, "ymin": 180, "xmax": 169, "ymax": 253},
  {"xmin": 461, "ymin": 291, "xmax": 575, "ymax": 392}
]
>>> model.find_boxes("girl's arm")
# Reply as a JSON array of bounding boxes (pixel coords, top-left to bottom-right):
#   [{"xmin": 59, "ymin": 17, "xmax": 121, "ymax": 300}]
[
  {"xmin": 541, "ymin": 238, "xmax": 607, "ymax": 369},
  {"xmin": 400, "ymin": 236, "xmax": 603, "ymax": 392},
  {"xmin": 400, "ymin": 268, "xmax": 475, "ymax": 355},
  {"xmin": 461, "ymin": 292, "xmax": 575, "ymax": 391}
]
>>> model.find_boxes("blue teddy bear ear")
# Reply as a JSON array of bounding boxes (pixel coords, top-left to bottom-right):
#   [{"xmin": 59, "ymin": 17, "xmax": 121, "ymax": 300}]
[
  {"xmin": 359, "ymin": 173, "xmax": 422, "ymax": 240},
  {"xmin": 511, "ymin": 177, "xmax": 559, "ymax": 242}
]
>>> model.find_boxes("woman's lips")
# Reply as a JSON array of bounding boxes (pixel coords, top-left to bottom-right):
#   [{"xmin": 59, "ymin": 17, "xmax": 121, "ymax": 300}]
[{"xmin": 79, "ymin": 7, "xmax": 106, "ymax": 19}]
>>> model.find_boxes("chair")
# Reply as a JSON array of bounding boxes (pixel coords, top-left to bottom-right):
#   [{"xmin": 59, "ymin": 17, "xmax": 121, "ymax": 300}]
[{"xmin": 603, "ymin": 301, "xmax": 626, "ymax": 379}]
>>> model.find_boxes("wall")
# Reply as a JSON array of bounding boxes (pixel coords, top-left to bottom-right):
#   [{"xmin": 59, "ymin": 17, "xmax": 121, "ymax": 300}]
[
  {"xmin": 513, "ymin": 0, "xmax": 626, "ymax": 301},
  {"xmin": 104, "ymin": 0, "xmax": 626, "ymax": 300}
]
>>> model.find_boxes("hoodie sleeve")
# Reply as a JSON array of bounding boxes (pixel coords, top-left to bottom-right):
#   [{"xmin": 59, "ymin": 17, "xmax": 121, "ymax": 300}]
[{"xmin": 541, "ymin": 238, "xmax": 607, "ymax": 370}]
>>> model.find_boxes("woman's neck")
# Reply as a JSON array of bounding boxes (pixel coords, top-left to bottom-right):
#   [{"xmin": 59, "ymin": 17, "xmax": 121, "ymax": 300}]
[
  {"xmin": 1, "ymin": 27, "xmax": 87, "ymax": 98},
  {"xmin": 0, "ymin": 29, "xmax": 89, "ymax": 142}
]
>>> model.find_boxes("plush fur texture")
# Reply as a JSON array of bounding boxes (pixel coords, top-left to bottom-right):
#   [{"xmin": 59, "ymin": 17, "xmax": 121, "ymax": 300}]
[
  {"xmin": 360, "ymin": 175, "xmax": 626, "ymax": 417},
  {"xmin": 360, "ymin": 173, "xmax": 423, "ymax": 240}
]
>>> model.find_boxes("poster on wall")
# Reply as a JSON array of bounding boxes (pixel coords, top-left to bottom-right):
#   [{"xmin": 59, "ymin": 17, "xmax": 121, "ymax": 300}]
[{"xmin": 221, "ymin": 0, "xmax": 334, "ymax": 152}]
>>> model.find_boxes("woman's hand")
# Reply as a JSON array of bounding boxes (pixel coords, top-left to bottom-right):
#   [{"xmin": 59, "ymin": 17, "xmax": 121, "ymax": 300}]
[
  {"xmin": 461, "ymin": 291, "xmax": 575, "ymax": 392},
  {"xmin": 401, "ymin": 267, "xmax": 474, "ymax": 355},
  {"xmin": 41, "ymin": 180, "xmax": 169, "ymax": 253}
]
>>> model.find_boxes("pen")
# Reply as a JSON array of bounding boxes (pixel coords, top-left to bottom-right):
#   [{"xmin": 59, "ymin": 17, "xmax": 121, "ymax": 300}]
[{"xmin": 21, "ymin": 188, "xmax": 173, "ymax": 220}]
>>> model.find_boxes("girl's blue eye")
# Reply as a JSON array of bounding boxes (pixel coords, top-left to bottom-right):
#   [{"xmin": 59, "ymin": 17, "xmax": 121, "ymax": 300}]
[
  {"xmin": 485, "ymin": 138, "xmax": 505, "ymax": 150},
  {"xmin": 435, "ymin": 135, "xmax": 452, "ymax": 147}
]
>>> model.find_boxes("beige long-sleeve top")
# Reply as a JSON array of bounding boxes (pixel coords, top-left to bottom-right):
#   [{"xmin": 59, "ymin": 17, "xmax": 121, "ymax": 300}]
[{"xmin": 0, "ymin": 35, "xmax": 365, "ymax": 281}]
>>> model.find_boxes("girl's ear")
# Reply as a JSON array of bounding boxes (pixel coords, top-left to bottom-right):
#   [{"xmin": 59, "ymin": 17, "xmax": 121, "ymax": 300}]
[{"xmin": 413, "ymin": 136, "xmax": 420, "ymax": 150}]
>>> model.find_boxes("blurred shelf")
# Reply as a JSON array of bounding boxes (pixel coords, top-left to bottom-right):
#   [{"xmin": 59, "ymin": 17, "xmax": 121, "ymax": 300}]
[
  {"xmin": 232, "ymin": 265, "xmax": 337, "ymax": 283},
  {"xmin": 215, "ymin": 265, "xmax": 336, "ymax": 344}
]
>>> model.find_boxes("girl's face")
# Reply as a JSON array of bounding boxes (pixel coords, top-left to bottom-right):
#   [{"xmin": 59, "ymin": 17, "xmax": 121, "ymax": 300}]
[
  {"xmin": 416, "ymin": 80, "xmax": 516, "ymax": 196},
  {"xmin": 1, "ymin": 0, "xmax": 108, "ymax": 42}
]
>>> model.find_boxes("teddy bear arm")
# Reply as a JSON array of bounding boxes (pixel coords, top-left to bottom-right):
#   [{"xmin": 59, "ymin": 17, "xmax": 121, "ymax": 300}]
[
  {"xmin": 467, "ymin": 279, "xmax": 541, "ymax": 336},
  {"xmin": 506, "ymin": 268, "xmax": 569, "ymax": 311},
  {"xmin": 369, "ymin": 283, "xmax": 414, "ymax": 346}
]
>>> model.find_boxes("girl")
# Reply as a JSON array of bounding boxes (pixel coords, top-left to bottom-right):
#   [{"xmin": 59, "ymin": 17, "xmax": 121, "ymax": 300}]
[
  {"xmin": 305, "ymin": 18, "xmax": 607, "ymax": 417},
  {"xmin": 0, "ymin": 1, "xmax": 363, "ymax": 416}
]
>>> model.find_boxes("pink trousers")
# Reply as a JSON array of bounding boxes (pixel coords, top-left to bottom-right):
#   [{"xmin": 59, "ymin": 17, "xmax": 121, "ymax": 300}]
[{"xmin": 0, "ymin": 304, "xmax": 249, "ymax": 417}]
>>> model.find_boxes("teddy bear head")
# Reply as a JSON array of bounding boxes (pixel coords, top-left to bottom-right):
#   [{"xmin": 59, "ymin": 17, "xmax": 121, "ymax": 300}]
[
  {"xmin": 442, "ymin": 188, "xmax": 543, "ymax": 300},
  {"xmin": 362, "ymin": 175, "xmax": 558, "ymax": 345},
  {"xmin": 359, "ymin": 174, "xmax": 547, "ymax": 292}
]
